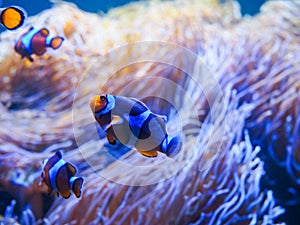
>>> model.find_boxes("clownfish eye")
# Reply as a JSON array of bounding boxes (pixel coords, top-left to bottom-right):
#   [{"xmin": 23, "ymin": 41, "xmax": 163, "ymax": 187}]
[{"xmin": 100, "ymin": 96, "xmax": 106, "ymax": 101}]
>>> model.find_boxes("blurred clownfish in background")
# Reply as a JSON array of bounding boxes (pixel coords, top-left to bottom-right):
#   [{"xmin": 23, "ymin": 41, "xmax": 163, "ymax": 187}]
[
  {"xmin": 39, "ymin": 151, "xmax": 84, "ymax": 199},
  {"xmin": 89, "ymin": 94, "xmax": 182, "ymax": 158},
  {"xmin": 14, "ymin": 26, "xmax": 64, "ymax": 62},
  {"xmin": 0, "ymin": 0, "xmax": 26, "ymax": 30}
]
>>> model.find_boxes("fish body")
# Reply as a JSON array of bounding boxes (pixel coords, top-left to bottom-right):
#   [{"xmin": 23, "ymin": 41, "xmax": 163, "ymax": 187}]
[
  {"xmin": 14, "ymin": 26, "xmax": 64, "ymax": 62},
  {"xmin": 39, "ymin": 151, "xmax": 84, "ymax": 199},
  {"xmin": 90, "ymin": 94, "xmax": 182, "ymax": 157},
  {"xmin": 0, "ymin": 4, "xmax": 26, "ymax": 30}
]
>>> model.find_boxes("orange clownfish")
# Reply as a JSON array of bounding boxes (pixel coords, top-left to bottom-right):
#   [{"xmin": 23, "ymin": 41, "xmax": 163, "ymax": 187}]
[
  {"xmin": 39, "ymin": 151, "xmax": 84, "ymax": 199},
  {"xmin": 0, "ymin": 1, "xmax": 26, "ymax": 30},
  {"xmin": 89, "ymin": 94, "xmax": 182, "ymax": 158},
  {"xmin": 14, "ymin": 26, "xmax": 64, "ymax": 62}
]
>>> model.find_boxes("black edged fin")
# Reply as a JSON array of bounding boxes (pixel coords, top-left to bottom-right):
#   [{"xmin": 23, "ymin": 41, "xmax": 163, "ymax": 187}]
[
  {"xmin": 138, "ymin": 149, "xmax": 158, "ymax": 157},
  {"xmin": 72, "ymin": 177, "xmax": 84, "ymax": 198},
  {"xmin": 166, "ymin": 135, "xmax": 182, "ymax": 157},
  {"xmin": 39, "ymin": 28, "xmax": 49, "ymax": 36},
  {"xmin": 26, "ymin": 55, "xmax": 34, "ymax": 62},
  {"xmin": 106, "ymin": 133, "xmax": 116, "ymax": 145},
  {"xmin": 50, "ymin": 37, "xmax": 64, "ymax": 49},
  {"xmin": 66, "ymin": 162, "xmax": 77, "ymax": 176},
  {"xmin": 61, "ymin": 191, "xmax": 71, "ymax": 199},
  {"xmin": 55, "ymin": 150, "xmax": 63, "ymax": 158}
]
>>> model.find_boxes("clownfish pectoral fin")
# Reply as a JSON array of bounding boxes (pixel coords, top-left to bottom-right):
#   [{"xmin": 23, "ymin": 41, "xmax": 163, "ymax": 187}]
[
  {"xmin": 137, "ymin": 149, "xmax": 158, "ymax": 157},
  {"xmin": 49, "ymin": 36, "xmax": 64, "ymax": 49},
  {"xmin": 39, "ymin": 28, "xmax": 49, "ymax": 37},
  {"xmin": 66, "ymin": 162, "xmax": 77, "ymax": 176},
  {"xmin": 0, "ymin": 6, "xmax": 26, "ymax": 30},
  {"xmin": 26, "ymin": 55, "xmax": 34, "ymax": 62},
  {"xmin": 106, "ymin": 132, "xmax": 116, "ymax": 145},
  {"xmin": 111, "ymin": 115, "xmax": 123, "ymax": 126},
  {"xmin": 47, "ymin": 187, "xmax": 53, "ymax": 195},
  {"xmin": 103, "ymin": 115, "xmax": 123, "ymax": 131},
  {"xmin": 71, "ymin": 177, "xmax": 84, "ymax": 198}
]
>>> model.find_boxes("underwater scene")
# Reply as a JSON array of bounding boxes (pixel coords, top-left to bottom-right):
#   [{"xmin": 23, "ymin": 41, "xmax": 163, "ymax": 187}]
[{"xmin": 0, "ymin": 0, "xmax": 299, "ymax": 224}]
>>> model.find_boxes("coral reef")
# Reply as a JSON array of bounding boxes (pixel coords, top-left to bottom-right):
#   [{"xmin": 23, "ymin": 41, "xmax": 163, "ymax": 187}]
[{"xmin": 0, "ymin": 0, "xmax": 299, "ymax": 224}]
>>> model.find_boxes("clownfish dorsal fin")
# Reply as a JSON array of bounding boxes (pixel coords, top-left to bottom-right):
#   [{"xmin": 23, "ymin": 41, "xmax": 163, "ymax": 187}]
[
  {"xmin": 66, "ymin": 162, "xmax": 77, "ymax": 176},
  {"xmin": 39, "ymin": 28, "xmax": 49, "ymax": 37}
]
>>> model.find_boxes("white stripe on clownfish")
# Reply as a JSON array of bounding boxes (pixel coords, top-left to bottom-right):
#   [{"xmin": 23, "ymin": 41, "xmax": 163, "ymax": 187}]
[
  {"xmin": 45, "ymin": 36, "xmax": 52, "ymax": 47},
  {"xmin": 48, "ymin": 158, "xmax": 66, "ymax": 191},
  {"xmin": 69, "ymin": 176, "xmax": 77, "ymax": 188},
  {"xmin": 21, "ymin": 27, "xmax": 38, "ymax": 53},
  {"xmin": 128, "ymin": 109, "xmax": 151, "ymax": 128},
  {"xmin": 41, "ymin": 158, "xmax": 49, "ymax": 169},
  {"xmin": 125, "ymin": 110, "xmax": 153, "ymax": 146}
]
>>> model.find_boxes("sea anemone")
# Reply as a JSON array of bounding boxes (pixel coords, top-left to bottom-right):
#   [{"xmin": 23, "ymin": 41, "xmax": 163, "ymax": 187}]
[{"xmin": 0, "ymin": 0, "xmax": 298, "ymax": 224}]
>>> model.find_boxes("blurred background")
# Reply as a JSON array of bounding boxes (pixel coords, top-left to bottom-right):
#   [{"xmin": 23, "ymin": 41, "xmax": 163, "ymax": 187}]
[{"xmin": 1, "ymin": 0, "xmax": 297, "ymax": 224}]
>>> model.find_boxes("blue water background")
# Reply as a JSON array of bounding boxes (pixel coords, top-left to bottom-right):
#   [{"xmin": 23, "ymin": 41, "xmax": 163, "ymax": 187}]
[
  {"xmin": 0, "ymin": 0, "xmax": 268, "ymax": 32},
  {"xmin": 1, "ymin": 0, "xmax": 267, "ymax": 17}
]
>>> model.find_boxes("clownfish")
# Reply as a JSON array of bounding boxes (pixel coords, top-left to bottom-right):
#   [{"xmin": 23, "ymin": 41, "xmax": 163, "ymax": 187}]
[
  {"xmin": 39, "ymin": 151, "xmax": 84, "ymax": 199},
  {"xmin": 14, "ymin": 26, "xmax": 64, "ymax": 62},
  {"xmin": 89, "ymin": 94, "xmax": 182, "ymax": 158},
  {"xmin": 0, "ymin": 1, "xmax": 26, "ymax": 30}
]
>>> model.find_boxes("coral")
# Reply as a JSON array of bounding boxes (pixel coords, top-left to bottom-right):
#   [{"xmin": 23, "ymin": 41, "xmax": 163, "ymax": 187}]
[
  {"xmin": 48, "ymin": 97, "xmax": 285, "ymax": 224},
  {"xmin": 196, "ymin": 0, "xmax": 300, "ymax": 207},
  {"xmin": 0, "ymin": 200, "xmax": 36, "ymax": 225},
  {"xmin": 0, "ymin": 0, "xmax": 299, "ymax": 224}
]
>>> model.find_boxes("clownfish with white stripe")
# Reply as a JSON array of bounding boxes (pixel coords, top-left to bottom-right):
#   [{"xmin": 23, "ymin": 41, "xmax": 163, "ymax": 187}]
[
  {"xmin": 0, "ymin": 0, "xmax": 26, "ymax": 30},
  {"xmin": 14, "ymin": 26, "xmax": 64, "ymax": 62},
  {"xmin": 38, "ymin": 151, "xmax": 84, "ymax": 199},
  {"xmin": 89, "ymin": 94, "xmax": 182, "ymax": 158}
]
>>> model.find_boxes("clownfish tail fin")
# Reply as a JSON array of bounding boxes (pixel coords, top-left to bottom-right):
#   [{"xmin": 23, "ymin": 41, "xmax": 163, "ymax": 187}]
[
  {"xmin": 0, "ymin": 6, "xmax": 26, "ymax": 30},
  {"xmin": 162, "ymin": 135, "xmax": 182, "ymax": 158},
  {"xmin": 70, "ymin": 176, "xmax": 84, "ymax": 198},
  {"xmin": 49, "ymin": 36, "xmax": 64, "ymax": 49}
]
